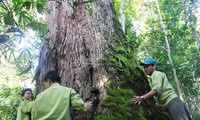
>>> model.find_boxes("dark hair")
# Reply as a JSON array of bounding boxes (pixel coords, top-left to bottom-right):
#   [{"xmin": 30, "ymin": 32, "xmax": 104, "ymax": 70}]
[
  {"xmin": 44, "ymin": 70, "xmax": 61, "ymax": 83},
  {"xmin": 21, "ymin": 88, "xmax": 32, "ymax": 97}
]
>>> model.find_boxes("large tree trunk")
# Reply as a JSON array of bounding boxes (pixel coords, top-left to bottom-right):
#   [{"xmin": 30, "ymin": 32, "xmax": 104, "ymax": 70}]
[
  {"xmin": 34, "ymin": 0, "xmax": 169, "ymax": 119},
  {"xmin": 35, "ymin": 0, "xmax": 118, "ymax": 119},
  {"xmin": 39, "ymin": 0, "xmax": 116, "ymax": 94}
]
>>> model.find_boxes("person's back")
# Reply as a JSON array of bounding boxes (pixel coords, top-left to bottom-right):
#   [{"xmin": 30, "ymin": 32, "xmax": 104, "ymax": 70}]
[
  {"xmin": 32, "ymin": 83, "xmax": 85, "ymax": 120},
  {"xmin": 21, "ymin": 71, "xmax": 91, "ymax": 120}
]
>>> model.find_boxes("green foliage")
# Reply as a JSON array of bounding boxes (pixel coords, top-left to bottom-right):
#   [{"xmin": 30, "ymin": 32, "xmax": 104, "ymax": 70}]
[
  {"xmin": 126, "ymin": 28, "xmax": 133, "ymax": 39},
  {"xmin": 3, "ymin": 15, "xmax": 14, "ymax": 25},
  {"xmin": 101, "ymin": 44, "xmax": 144, "ymax": 88},
  {"xmin": 114, "ymin": 0, "xmax": 138, "ymax": 27},
  {"xmin": 192, "ymin": 112, "xmax": 200, "ymax": 120},
  {"xmin": 0, "ymin": 87, "xmax": 21, "ymax": 120},
  {"xmin": 97, "ymin": 21, "xmax": 148, "ymax": 119},
  {"xmin": 0, "ymin": 0, "xmax": 48, "ymax": 74},
  {"xmin": 95, "ymin": 89, "xmax": 146, "ymax": 120},
  {"xmin": 0, "ymin": 62, "xmax": 35, "ymax": 119}
]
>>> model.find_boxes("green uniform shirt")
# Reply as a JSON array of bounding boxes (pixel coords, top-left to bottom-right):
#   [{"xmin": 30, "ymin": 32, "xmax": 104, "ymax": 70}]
[
  {"xmin": 147, "ymin": 71, "xmax": 177, "ymax": 111},
  {"xmin": 16, "ymin": 101, "xmax": 31, "ymax": 120},
  {"xmin": 22, "ymin": 83, "xmax": 86, "ymax": 120}
]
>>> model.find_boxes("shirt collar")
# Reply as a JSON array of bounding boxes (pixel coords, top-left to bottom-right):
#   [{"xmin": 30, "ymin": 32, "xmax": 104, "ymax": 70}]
[
  {"xmin": 51, "ymin": 82, "xmax": 61, "ymax": 87},
  {"xmin": 147, "ymin": 70, "xmax": 157, "ymax": 79}
]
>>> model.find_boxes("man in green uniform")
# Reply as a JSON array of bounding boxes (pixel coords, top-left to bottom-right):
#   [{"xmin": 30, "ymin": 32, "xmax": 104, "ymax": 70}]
[
  {"xmin": 21, "ymin": 70, "xmax": 92, "ymax": 120},
  {"xmin": 133, "ymin": 58, "xmax": 191, "ymax": 120},
  {"xmin": 16, "ymin": 88, "xmax": 33, "ymax": 120}
]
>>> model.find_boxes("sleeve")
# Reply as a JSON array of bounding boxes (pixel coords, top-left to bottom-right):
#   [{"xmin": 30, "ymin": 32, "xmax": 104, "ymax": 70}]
[
  {"xmin": 151, "ymin": 72, "xmax": 165, "ymax": 94},
  {"xmin": 21, "ymin": 100, "xmax": 34, "ymax": 113},
  {"xmin": 70, "ymin": 89, "xmax": 87, "ymax": 112}
]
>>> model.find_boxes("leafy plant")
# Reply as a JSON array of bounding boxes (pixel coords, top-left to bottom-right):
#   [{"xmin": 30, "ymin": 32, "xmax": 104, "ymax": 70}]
[
  {"xmin": 95, "ymin": 88, "xmax": 146, "ymax": 120},
  {"xmin": 0, "ymin": 0, "xmax": 48, "ymax": 74},
  {"xmin": 0, "ymin": 87, "xmax": 21, "ymax": 120}
]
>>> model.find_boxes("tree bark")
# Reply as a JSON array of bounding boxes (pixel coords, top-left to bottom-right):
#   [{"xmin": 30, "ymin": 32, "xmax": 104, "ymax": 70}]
[
  {"xmin": 44, "ymin": 0, "xmax": 116, "ymax": 94},
  {"xmin": 35, "ymin": 0, "xmax": 121, "ymax": 119}
]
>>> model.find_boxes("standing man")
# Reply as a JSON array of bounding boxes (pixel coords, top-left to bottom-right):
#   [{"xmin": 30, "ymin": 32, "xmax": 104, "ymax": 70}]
[
  {"xmin": 16, "ymin": 88, "xmax": 33, "ymax": 120},
  {"xmin": 21, "ymin": 70, "xmax": 92, "ymax": 120},
  {"xmin": 133, "ymin": 58, "xmax": 191, "ymax": 120}
]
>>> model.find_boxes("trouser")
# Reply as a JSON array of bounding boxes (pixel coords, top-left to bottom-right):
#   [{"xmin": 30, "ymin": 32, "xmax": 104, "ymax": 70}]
[{"xmin": 167, "ymin": 97, "xmax": 192, "ymax": 120}]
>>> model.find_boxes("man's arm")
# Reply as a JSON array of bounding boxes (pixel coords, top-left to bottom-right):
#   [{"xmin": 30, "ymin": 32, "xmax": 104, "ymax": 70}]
[
  {"xmin": 70, "ymin": 89, "xmax": 92, "ymax": 111},
  {"xmin": 133, "ymin": 90, "xmax": 157, "ymax": 105}
]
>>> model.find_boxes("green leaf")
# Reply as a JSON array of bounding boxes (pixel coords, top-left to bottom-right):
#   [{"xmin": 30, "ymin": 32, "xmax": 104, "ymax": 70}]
[
  {"xmin": 18, "ymin": 50, "xmax": 25, "ymax": 60},
  {"xmin": 17, "ymin": 64, "xmax": 31, "ymax": 75},
  {"xmin": 88, "ymin": 8, "xmax": 93, "ymax": 16},
  {"xmin": 22, "ymin": 2, "xmax": 31, "ymax": 10},
  {"xmin": 116, "ymin": 46, "xmax": 126, "ymax": 53},
  {"xmin": 126, "ymin": 28, "xmax": 132, "ymax": 39},
  {"xmin": 23, "ymin": 51, "xmax": 27, "ymax": 61},
  {"xmin": 0, "ymin": 34, "xmax": 9, "ymax": 43},
  {"xmin": 3, "ymin": 15, "xmax": 14, "ymax": 25},
  {"xmin": 115, "ymin": 54, "xmax": 128, "ymax": 63},
  {"xmin": 18, "ymin": 11, "xmax": 33, "ymax": 27},
  {"xmin": 36, "ymin": 3, "xmax": 43, "ymax": 13}
]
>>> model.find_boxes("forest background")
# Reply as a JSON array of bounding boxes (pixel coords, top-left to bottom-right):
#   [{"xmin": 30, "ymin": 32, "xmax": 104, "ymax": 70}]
[{"xmin": 0, "ymin": 0, "xmax": 199, "ymax": 120}]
